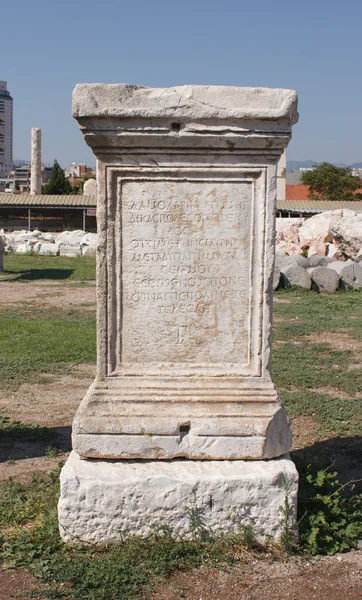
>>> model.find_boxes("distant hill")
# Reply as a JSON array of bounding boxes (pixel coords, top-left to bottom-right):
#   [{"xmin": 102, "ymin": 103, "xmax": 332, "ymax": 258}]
[{"xmin": 287, "ymin": 160, "xmax": 360, "ymax": 172}]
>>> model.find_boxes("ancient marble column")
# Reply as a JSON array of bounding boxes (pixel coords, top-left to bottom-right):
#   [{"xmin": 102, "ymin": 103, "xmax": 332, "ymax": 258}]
[
  {"xmin": 30, "ymin": 128, "xmax": 41, "ymax": 195},
  {"xmin": 58, "ymin": 84, "xmax": 299, "ymax": 544}
]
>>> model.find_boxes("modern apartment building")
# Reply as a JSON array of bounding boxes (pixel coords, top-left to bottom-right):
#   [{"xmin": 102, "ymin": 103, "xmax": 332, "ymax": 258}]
[{"xmin": 0, "ymin": 81, "xmax": 13, "ymax": 178}]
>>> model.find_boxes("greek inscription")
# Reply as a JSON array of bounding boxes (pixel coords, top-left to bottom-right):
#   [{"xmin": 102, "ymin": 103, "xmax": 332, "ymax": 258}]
[{"xmin": 121, "ymin": 180, "xmax": 253, "ymax": 363}]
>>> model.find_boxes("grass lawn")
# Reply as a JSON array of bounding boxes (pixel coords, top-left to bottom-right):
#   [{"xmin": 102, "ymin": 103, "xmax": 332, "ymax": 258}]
[
  {"xmin": 0, "ymin": 305, "xmax": 96, "ymax": 389},
  {"xmin": 1, "ymin": 253, "xmax": 96, "ymax": 282},
  {"xmin": 0, "ymin": 276, "xmax": 361, "ymax": 599},
  {"xmin": 273, "ymin": 289, "xmax": 362, "ymax": 438}
]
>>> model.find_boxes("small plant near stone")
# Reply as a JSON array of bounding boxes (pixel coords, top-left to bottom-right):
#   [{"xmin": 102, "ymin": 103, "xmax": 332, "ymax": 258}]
[
  {"xmin": 295, "ymin": 457, "xmax": 362, "ymax": 555},
  {"xmin": 46, "ymin": 446, "xmax": 59, "ymax": 458},
  {"xmin": 278, "ymin": 475, "xmax": 299, "ymax": 554}
]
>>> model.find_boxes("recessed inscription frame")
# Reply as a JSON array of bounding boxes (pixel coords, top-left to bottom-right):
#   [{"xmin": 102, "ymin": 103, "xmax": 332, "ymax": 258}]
[{"xmin": 102, "ymin": 165, "xmax": 268, "ymax": 379}]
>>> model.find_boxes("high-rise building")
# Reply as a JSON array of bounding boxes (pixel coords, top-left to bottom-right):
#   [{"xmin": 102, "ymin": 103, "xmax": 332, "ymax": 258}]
[{"xmin": 0, "ymin": 81, "xmax": 13, "ymax": 177}]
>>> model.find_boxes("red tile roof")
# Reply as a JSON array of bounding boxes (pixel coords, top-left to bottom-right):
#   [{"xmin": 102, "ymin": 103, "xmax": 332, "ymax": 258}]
[{"xmin": 286, "ymin": 184, "xmax": 310, "ymax": 200}]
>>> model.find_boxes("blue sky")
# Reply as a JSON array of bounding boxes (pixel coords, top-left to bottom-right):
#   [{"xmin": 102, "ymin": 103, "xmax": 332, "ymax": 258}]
[{"xmin": 3, "ymin": 0, "xmax": 362, "ymax": 167}]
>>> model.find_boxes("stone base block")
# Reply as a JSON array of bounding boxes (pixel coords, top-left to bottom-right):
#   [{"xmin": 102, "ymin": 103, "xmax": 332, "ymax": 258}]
[
  {"xmin": 58, "ymin": 452, "xmax": 298, "ymax": 545},
  {"xmin": 72, "ymin": 378, "xmax": 292, "ymax": 460}
]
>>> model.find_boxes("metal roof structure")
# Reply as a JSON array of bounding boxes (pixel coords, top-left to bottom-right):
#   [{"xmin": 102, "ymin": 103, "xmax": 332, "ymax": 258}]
[
  {"xmin": 0, "ymin": 193, "xmax": 96, "ymax": 207},
  {"xmin": 1, "ymin": 194, "xmax": 362, "ymax": 214},
  {"xmin": 277, "ymin": 199, "xmax": 362, "ymax": 213}
]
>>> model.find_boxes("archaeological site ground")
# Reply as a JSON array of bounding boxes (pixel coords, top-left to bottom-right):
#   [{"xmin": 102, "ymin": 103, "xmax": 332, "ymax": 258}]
[
  {"xmin": 0, "ymin": 254, "xmax": 361, "ymax": 600},
  {"xmin": 0, "ymin": 84, "xmax": 361, "ymax": 600}
]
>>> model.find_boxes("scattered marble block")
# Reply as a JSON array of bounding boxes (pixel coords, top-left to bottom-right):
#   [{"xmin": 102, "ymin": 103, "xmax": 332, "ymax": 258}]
[
  {"xmin": 39, "ymin": 243, "xmax": 59, "ymax": 256},
  {"xmin": 58, "ymin": 451, "xmax": 299, "ymax": 545},
  {"xmin": 308, "ymin": 266, "xmax": 339, "ymax": 292},
  {"xmin": 281, "ymin": 265, "xmax": 311, "ymax": 289},
  {"xmin": 59, "ymin": 244, "xmax": 82, "ymax": 257}
]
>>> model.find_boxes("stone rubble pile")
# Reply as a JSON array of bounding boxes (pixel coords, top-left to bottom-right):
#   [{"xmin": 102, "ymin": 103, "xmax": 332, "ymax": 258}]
[
  {"xmin": 274, "ymin": 209, "xmax": 362, "ymax": 291},
  {"xmin": 274, "ymin": 251, "xmax": 362, "ymax": 291},
  {"xmin": 276, "ymin": 209, "xmax": 362, "ymax": 260},
  {"xmin": 0, "ymin": 230, "xmax": 97, "ymax": 257}
]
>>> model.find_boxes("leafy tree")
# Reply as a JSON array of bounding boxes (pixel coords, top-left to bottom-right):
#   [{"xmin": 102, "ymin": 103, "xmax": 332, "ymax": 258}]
[
  {"xmin": 301, "ymin": 162, "xmax": 362, "ymax": 201},
  {"xmin": 42, "ymin": 160, "xmax": 74, "ymax": 195}
]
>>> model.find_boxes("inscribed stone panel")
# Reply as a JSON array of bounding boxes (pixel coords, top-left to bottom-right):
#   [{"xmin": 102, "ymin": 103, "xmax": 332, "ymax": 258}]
[{"xmin": 121, "ymin": 179, "xmax": 254, "ymax": 365}]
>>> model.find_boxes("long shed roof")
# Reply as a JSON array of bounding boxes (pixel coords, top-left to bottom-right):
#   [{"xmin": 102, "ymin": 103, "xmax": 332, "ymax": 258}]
[
  {"xmin": 277, "ymin": 199, "xmax": 362, "ymax": 213},
  {"xmin": 1, "ymin": 194, "xmax": 362, "ymax": 214},
  {"xmin": 0, "ymin": 194, "xmax": 96, "ymax": 207}
]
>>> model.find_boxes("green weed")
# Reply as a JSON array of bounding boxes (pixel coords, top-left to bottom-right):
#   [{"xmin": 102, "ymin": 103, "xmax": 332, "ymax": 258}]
[{"xmin": 295, "ymin": 457, "xmax": 362, "ymax": 555}]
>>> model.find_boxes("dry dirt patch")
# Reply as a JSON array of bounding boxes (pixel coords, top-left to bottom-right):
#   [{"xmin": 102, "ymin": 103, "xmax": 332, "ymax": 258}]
[
  {"xmin": 0, "ymin": 365, "xmax": 94, "ymax": 483},
  {"xmin": 305, "ymin": 331, "xmax": 362, "ymax": 355},
  {"xmin": 0, "ymin": 280, "xmax": 96, "ymax": 310},
  {"xmin": 0, "ymin": 365, "xmax": 94, "ymax": 428},
  {"xmin": 149, "ymin": 551, "xmax": 362, "ymax": 600}
]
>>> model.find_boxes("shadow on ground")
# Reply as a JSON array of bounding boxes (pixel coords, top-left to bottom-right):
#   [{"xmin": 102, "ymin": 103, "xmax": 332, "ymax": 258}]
[
  {"xmin": 0, "ymin": 425, "xmax": 72, "ymax": 462},
  {"xmin": 2, "ymin": 268, "xmax": 74, "ymax": 281},
  {"xmin": 292, "ymin": 435, "xmax": 362, "ymax": 491}
]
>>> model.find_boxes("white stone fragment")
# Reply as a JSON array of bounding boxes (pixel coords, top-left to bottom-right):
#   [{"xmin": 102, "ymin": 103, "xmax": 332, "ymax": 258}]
[
  {"xmin": 56, "ymin": 230, "xmax": 85, "ymax": 246},
  {"xmin": 81, "ymin": 245, "xmax": 96, "ymax": 257},
  {"xmin": 307, "ymin": 266, "xmax": 340, "ymax": 292},
  {"xmin": 308, "ymin": 255, "xmax": 335, "ymax": 268},
  {"xmin": 15, "ymin": 243, "xmax": 32, "ymax": 255},
  {"xmin": 80, "ymin": 232, "xmax": 97, "ymax": 248},
  {"xmin": 331, "ymin": 213, "xmax": 362, "ymax": 259},
  {"xmin": 83, "ymin": 178, "xmax": 97, "ymax": 196},
  {"xmin": 58, "ymin": 451, "xmax": 298, "ymax": 545},
  {"xmin": 281, "ymin": 265, "xmax": 311, "ymax": 289},
  {"xmin": 328, "ymin": 260, "xmax": 355, "ymax": 289},
  {"xmin": 30, "ymin": 128, "xmax": 42, "ymax": 195},
  {"xmin": 73, "ymin": 84, "xmax": 299, "ymax": 122},
  {"xmin": 39, "ymin": 243, "xmax": 59, "ymax": 256},
  {"xmin": 59, "ymin": 245, "xmax": 81, "ymax": 257},
  {"xmin": 355, "ymin": 248, "xmax": 362, "ymax": 263}
]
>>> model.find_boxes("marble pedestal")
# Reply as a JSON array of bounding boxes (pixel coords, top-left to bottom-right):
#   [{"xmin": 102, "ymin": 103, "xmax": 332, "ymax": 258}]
[
  {"xmin": 59, "ymin": 452, "xmax": 298, "ymax": 544},
  {"xmin": 59, "ymin": 84, "xmax": 299, "ymax": 542}
]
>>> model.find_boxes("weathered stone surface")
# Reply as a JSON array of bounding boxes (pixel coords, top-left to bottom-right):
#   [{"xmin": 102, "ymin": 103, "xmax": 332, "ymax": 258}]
[
  {"xmin": 15, "ymin": 243, "xmax": 32, "ymax": 254},
  {"xmin": 82, "ymin": 245, "xmax": 96, "ymax": 257},
  {"xmin": 352, "ymin": 262, "xmax": 362, "ymax": 289},
  {"xmin": 59, "ymin": 245, "xmax": 81, "ymax": 257},
  {"xmin": 39, "ymin": 243, "xmax": 59, "ymax": 256},
  {"xmin": 58, "ymin": 451, "xmax": 298, "ymax": 544},
  {"xmin": 298, "ymin": 212, "xmax": 335, "ymax": 256},
  {"xmin": 292, "ymin": 255, "xmax": 309, "ymax": 268},
  {"xmin": 307, "ymin": 266, "xmax": 339, "ymax": 292},
  {"xmin": 73, "ymin": 84, "xmax": 299, "ymax": 123},
  {"xmin": 329, "ymin": 260, "xmax": 355, "ymax": 289},
  {"xmin": 80, "ymin": 232, "xmax": 97, "ymax": 248},
  {"xmin": 331, "ymin": 213, "xmax": 362, "ymax": 259},
  {"xmin": 69, "ymin": 84, "xmax": 298, "ymax": 461},
  {"xmin": 276, "ymin": 256, "xmax": 299, "ymax": 270},
  {"xmin": 308, "ymin": 255, "xmax": 335, "ymax": 268},
  {"xmin": 275, "ymin": 217, "xmax": 303, "ymax": 255},
  {"xmin": 273, "ymin": 266, "xmax": 281, "ymax": 290},
  {"xmin": 281, "ymin": 265, "xmax": 311, "ymax": 289},
  {"xmin": 83, "ymin": 178, "xmax": 97, "ymax": 196},
  {"xmin": 30, "ymin": 128, "xmax": 42, "ymax": 195},
  {"xmin": 356, "ymin": 248, "xmax": 362, "ymax": 263},
  {"xmin": 57, "ymin": 230, "xmax": 85, "ymax": 246},
  {"xmin": 59, "ymin": 83, "xmax": 299, "ymax": 545}
]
